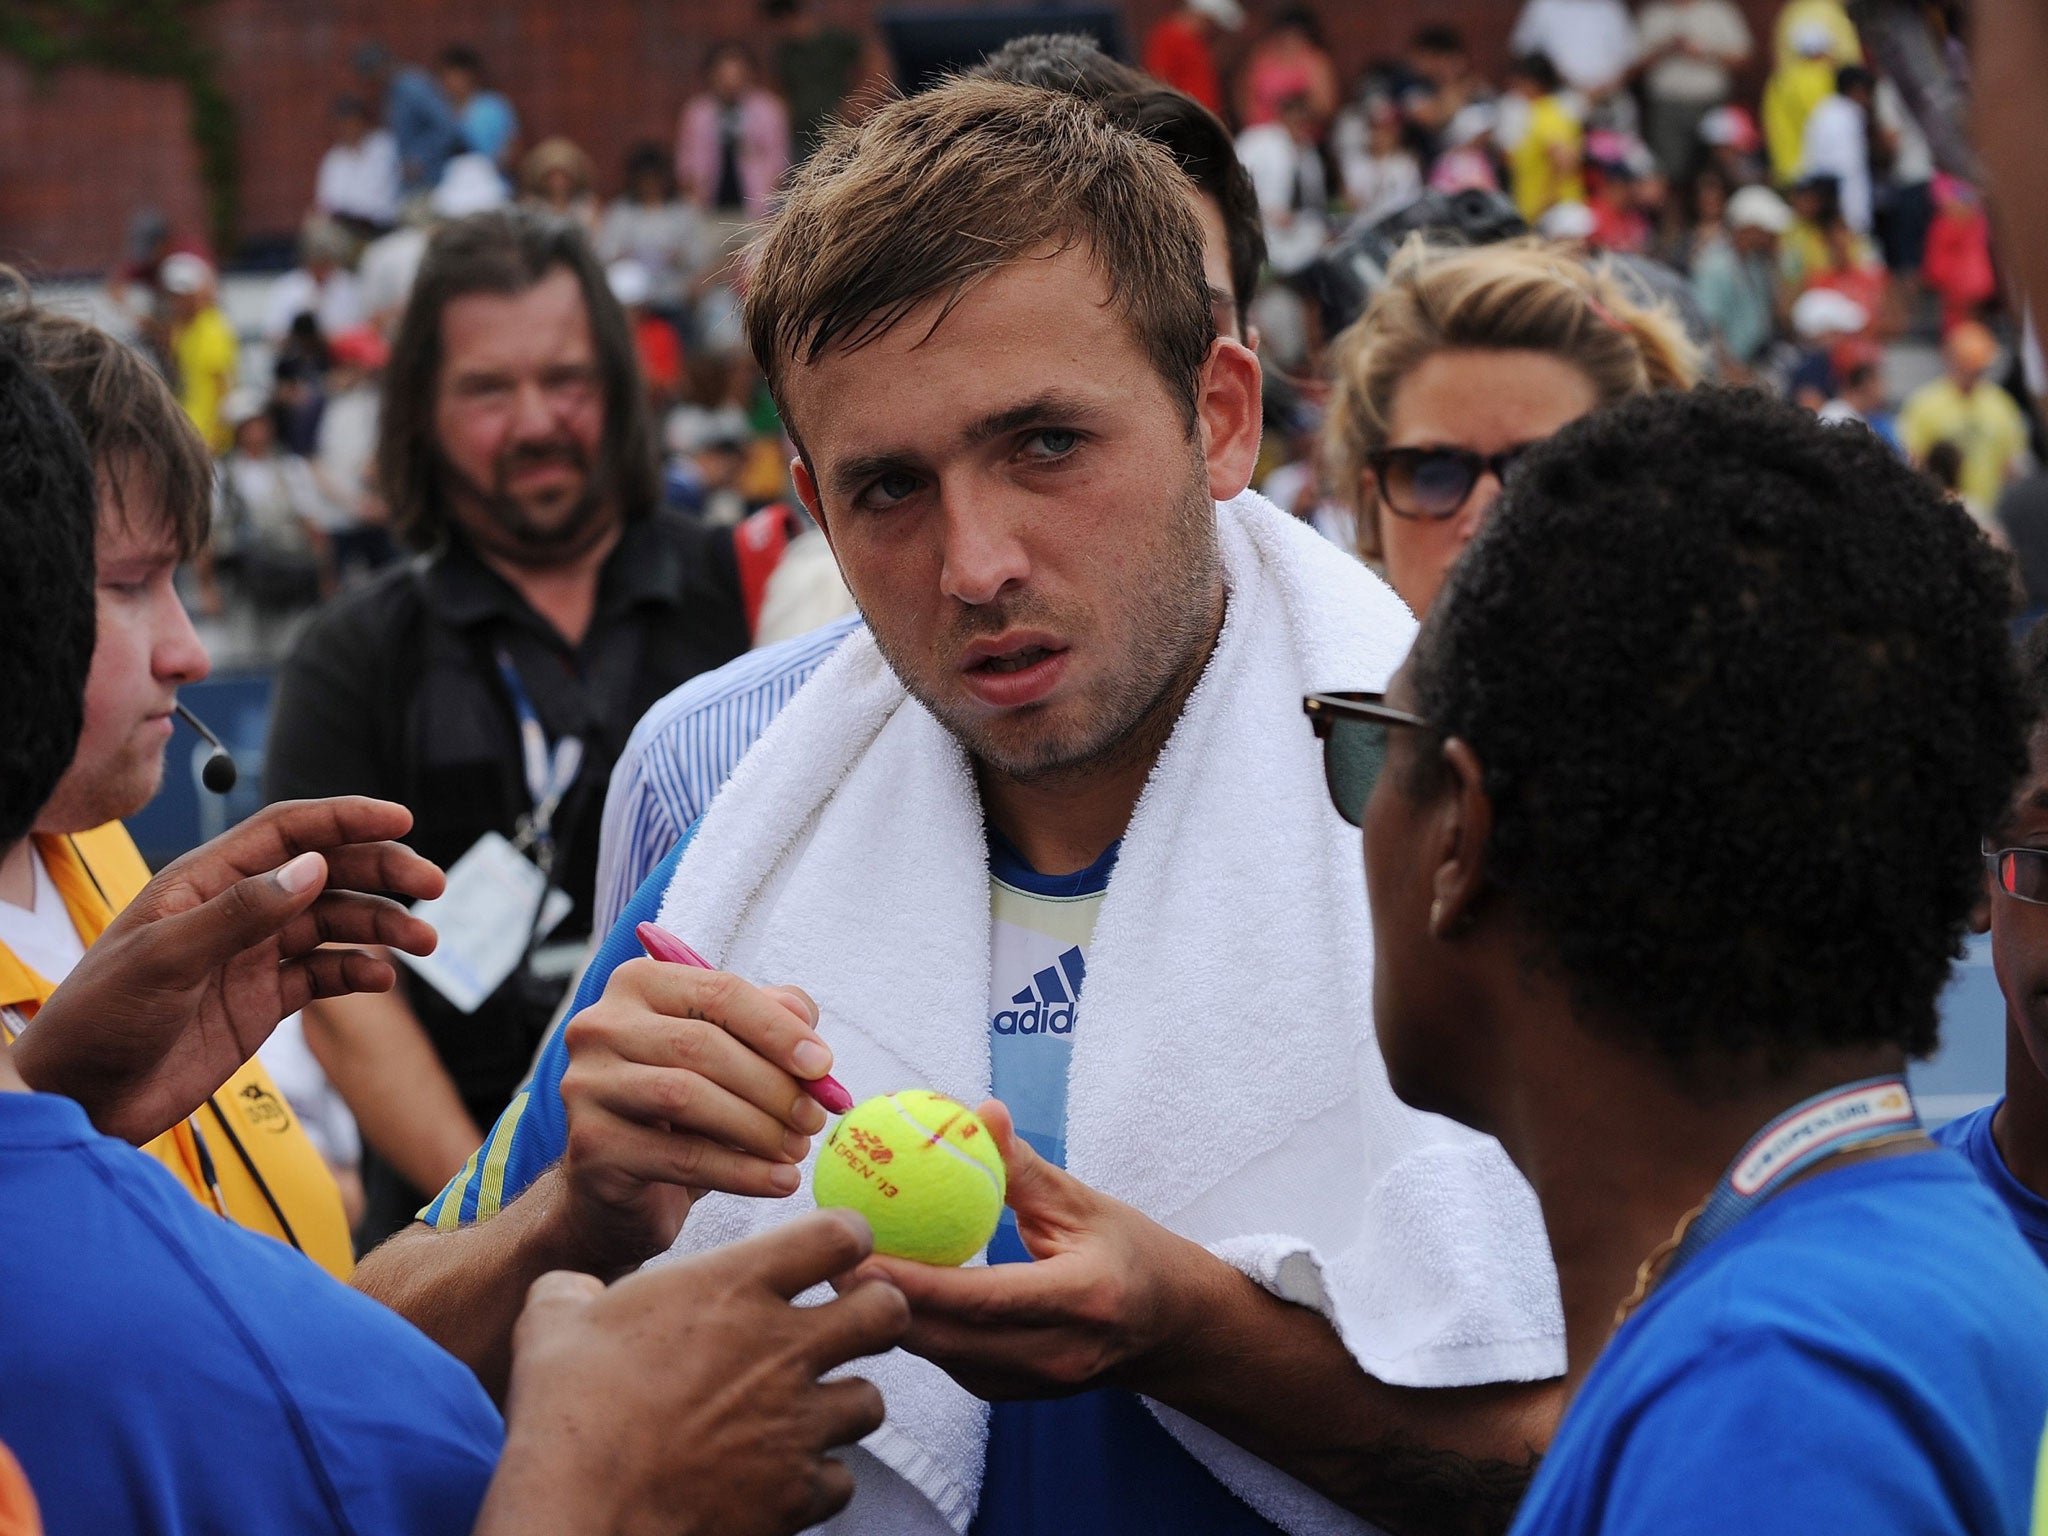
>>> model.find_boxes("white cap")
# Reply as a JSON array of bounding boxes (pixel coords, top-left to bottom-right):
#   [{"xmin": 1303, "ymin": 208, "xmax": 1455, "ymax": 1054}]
[
  {"xmin": 1727, "ymin": 184, "xmax": 1794, "ymax": 234},
  {"xmin": 1792, "ymin": 20, "xmax": 1836, "ymax": 56},
  {"xmin": 1792, "ymin": 287, "xmax": 1869, "ymax": 339},
  {"xmin": 159, "ymin": 251, "xmax": 214, "ymax": 295},
  {"xmin": 1188, "ymin": 0, "xmax": 1246, "ymax": 30},
  {"xmin": 431, "ymin": 154, "xmax": 510, "ymax": 220},
  {"xmin": 1538, "ymin": 201, "xmax": 1597, "ymax": 241},
  {"xmin": 607, "ymin": 259, "xmax": 652, "ymax": 309},
  {"xmin": 1442, "ymin": 102, "xmax": 1498, "ymax": 149}
]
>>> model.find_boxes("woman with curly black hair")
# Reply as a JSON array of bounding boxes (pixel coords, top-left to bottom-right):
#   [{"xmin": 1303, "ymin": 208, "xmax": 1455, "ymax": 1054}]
[{"xmin": 1308, "ymin": 387, "xmax": 2048, "ymax": 1533}]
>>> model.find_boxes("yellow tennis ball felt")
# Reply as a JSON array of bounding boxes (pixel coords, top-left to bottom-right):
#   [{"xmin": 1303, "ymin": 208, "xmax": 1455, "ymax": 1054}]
[{"xmin": 813, "ymin": 1090, "xmax": 1007, "ymax": 1266}]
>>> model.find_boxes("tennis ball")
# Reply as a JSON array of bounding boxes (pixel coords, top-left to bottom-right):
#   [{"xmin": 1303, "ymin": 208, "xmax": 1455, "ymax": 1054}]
[{"xmin": 813, "ymin": 1090, "xmax": 1007, "ymax": 1266}]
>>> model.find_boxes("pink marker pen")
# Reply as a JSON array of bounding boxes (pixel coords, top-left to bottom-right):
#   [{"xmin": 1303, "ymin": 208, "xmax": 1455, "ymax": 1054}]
[{"xmin": 635, "ymin": 921, "xmax": 855, "ymax": 1114}]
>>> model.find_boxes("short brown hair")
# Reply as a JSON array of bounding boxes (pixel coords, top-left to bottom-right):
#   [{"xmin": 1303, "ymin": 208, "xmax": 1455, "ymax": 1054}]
[
  {"xmin": 0, "ymin": 271, "xmax": 213, "ymax": 559},
  {"xmin": 380, "ymin": 208, "xmax": 657, "ymax": 550},
  {"xmin": 1325, "ymin": 238, "xmax": 1701, "ymax": 560},
  {"xmin": 745, "ymin": 77, "xmax": 1214, "ymax": 440}
]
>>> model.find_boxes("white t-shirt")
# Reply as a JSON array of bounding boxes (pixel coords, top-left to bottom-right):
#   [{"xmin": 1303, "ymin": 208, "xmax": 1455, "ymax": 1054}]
[
  {"xmin": 1801, "ymin": 94, "xmax": 1873, "ymax": 233},
  {"xmin": 1637, "ymin": 0, "xmax": 1753, "ymax": 103},
  {"xmin": 264, "ymin": 268, "xmax": 367, "ymax": 343},
  {"xmin": 1510, "ymin": 0, "xmax": 1640, "ymax": 92},
  {"xmin": 315, "ymin": 131, "xmax": 401, "ymax": 227},
  {"xmin": 0, "ymin": 846, "xmax": 86, "ymax": 993},
  {"xmin": 1235, "ymin": 123, "xmax": 1329, "ymax": 275}
]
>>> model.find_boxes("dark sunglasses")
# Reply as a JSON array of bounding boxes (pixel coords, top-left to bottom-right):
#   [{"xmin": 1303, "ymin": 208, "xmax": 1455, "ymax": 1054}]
[
  {"xmin": 1366, "ymin": 444, "xmax": 1538, "ymax": 521},
  {"xmin": 1986, "ymin": 845, "xmax": 2048, "ymax": 905},
  {"xmin": 1303, "ymin": 692, "xmax": 1435, "ymax": 827}
]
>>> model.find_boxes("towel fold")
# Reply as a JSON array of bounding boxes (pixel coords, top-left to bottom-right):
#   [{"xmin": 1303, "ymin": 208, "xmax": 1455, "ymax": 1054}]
[{"xmin": 653, "ymin": 491, "xmax": 1564, "ymax": 1533}]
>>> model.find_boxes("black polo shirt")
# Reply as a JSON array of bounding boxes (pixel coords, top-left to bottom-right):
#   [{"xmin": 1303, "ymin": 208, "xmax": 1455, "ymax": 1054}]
[{"xmin": 264, "ymin": 512, "xmax": 748, "ymax": 1223}]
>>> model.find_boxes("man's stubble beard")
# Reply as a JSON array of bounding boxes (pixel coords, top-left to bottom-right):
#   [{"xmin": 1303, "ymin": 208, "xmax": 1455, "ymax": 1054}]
[
  {"xmin": 438, "ymin": 444, "xmax": 617, "ymax": 569},
  {"xmin": 865, "ymin": 460, "xmax": 1226, "ymax": 791}
]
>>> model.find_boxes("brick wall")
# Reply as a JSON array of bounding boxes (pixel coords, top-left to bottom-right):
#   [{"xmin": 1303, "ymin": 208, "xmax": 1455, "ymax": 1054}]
[{"xmin": 0, "ymin": 0, "xmax": 1782, "ymax": 275}]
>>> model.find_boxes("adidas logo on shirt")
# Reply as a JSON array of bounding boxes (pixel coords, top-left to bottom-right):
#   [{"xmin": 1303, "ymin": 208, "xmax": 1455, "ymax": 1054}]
[{"xmin": 991, "ymin": 946, "xmax": 1085, "ymax": 1036}]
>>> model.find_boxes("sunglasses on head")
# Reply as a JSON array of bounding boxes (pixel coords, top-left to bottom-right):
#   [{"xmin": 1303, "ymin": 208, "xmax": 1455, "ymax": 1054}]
[
  {"xmin": 1303, "ymin": 692, "xmax": 1436, "ymax": 827},
  {"xmin": 1986, "ymin": 845, "xmax": 2048, "ymax": 905},
  {"xmin": 1365, "ymin": 443, "xmax": 1540, "ymax": 521}
]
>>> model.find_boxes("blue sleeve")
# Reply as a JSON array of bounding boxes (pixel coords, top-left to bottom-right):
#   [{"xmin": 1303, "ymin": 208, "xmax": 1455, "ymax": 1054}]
[
  {"xmin": 1587, "ymin": 1333, "xmax": 1990, "ymax": 1535},
  {"xmin": 419, "ymin": 826, "xmax": 699, "ymax": 1229}
]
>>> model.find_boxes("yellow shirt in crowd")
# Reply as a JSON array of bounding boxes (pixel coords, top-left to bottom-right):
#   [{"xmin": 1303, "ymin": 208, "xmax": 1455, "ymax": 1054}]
[
  {"xmin": 172, "ymin": 304, "xmax": 237, "ymax": 454},
  {"xmin": 1897, "ymin": 377, "xmax": 2031, "ymax": 516},
  {"xmin": 1511, "ymin": 94, "xmax": 1585, "ymax": 225},
  {"xmin": 0, "ymin": 822, "xmax": 354, "ymax": 1279}
]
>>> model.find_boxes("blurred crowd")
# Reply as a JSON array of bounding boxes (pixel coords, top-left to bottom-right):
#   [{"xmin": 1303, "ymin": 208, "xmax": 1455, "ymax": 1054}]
[{"xmin": 85, "ymin": 0, "xmax": 2044, "ymax": 668}]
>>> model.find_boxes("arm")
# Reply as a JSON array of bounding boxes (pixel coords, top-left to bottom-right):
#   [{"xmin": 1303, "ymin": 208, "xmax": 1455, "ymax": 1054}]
[
  {"xmin": 264, "ymin": 613, "xmax": 485, "ymax": 1197},
  {"xmin": 1977, "ymin": 0, "xmax": 2048, "ymax": 328},
  {"xmin": 304, "ymin": 990, "xmax": 484, "ymax": 1194},
  {"xmin": 854, "ymin": 1103, "xmax": 1560, "ymax": 1536}
]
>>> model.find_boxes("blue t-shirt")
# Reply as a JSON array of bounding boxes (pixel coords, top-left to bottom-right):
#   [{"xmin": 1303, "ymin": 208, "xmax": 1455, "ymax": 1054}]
[
  {"xmin": 1510, "ymin": 1152, "xmax": 2048, "ymax": 1536},
  {"xmin": 430, "ymin": 830, "xmax": 1282, "ymax": 1534},
  {"xmin": 1936, "ymin": 1100, "xmax": 2048, "ymax": 1269},
  {"xmin": 0, "ymin": 1091, "xmax": 501, "ymax": 1536}
]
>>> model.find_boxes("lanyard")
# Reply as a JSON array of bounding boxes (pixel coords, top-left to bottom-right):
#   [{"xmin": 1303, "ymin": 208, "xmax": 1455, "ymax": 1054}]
[
  {"xmin": 494, "ymin": 647, "xmax": 584, "ymax": 864},
  {"xmin": 1665, "ymin": 1075, "xmax": 1921, "ymax": 1279}
]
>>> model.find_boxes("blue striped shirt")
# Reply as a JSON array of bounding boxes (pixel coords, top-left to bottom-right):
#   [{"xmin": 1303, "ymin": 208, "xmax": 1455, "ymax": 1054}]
[{"xmin": 592, "ymin": 615, "xmax": 860, "ymax": 934}]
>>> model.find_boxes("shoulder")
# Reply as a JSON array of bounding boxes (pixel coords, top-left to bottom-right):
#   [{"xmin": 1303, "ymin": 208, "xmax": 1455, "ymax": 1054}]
[
  {"xmin": 625, "ymin": 614, "xmax": 860, "ymax": 758},
  {"xmin": 284, "ymin": 560, "xmax": 425, "ymax": 663}
]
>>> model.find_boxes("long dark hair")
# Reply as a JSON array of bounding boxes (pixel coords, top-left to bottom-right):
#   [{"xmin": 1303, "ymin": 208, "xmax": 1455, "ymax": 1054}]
[{"xmin": 378, "ymin": 207, "xmax": 658, "ymax": 550}]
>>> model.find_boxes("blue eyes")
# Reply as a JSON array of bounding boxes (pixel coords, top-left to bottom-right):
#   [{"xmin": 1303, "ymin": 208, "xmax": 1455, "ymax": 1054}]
[
  {"xmin": 852, "ymin": 430, "xmax": 1083, "ymax": 511},
  {"xmin": 1027, "ymin": 429, "xmax": 1080, "ymax": 458}
]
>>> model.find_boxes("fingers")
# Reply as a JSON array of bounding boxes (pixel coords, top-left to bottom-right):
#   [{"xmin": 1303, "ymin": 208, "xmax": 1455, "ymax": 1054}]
[
  {"xmin": 760, "ymin": 984, "xmax": 820, "ymax": 1029},
  {"xmin": 622, "ymin": 961, "xmax": 837, "ymax": 1099},
  {"xmin": 174, "ymin": 797, "xmax": 416, "ymax": 885},
  {"xmin": 139, "ymin": 852, "xmax": 333, "ymax": 976},
  {"xmin": 280, "ymin": 948, "xmax": 399, "ymax": 1009},
  {"xmin": 805, "ymin": 1377, "xmax": 888, "ymax": 1450},
  {"xmin": 798, "ymin": 1275, "xmax": 913, "ymax": 1375},
  {"xmin": 976, "ymin": 1097, "xmax": 1077, "ymax": 1225},
  {"xmin": 511, "ymin": 1269, "xmax": 606, "ymax": 1356},
  {"xmin": 594, "ymin": 1060, "xmax": 812, "ymax": 1163},
  {"xmin": 274, "ymin": 890, "xmax": 438, "ymax": 961},
  {"xmin": 568, "ymin": 1114, "xmax": 805, "ymax": 1199},
  {"xmin": 796, "ymin": 1456, "xmax": 859, "ymax": 1529},
  {"xmin": 316, "ymin": 840, "xmax": 446, "ymax": 904},
  {"xmin": 721, "ymin": 1208, "xmax": 879, "ymax": 1300},
  {"xmin": 574, "ymin": 1004, "xmax": 825, "ymax": 1140}
]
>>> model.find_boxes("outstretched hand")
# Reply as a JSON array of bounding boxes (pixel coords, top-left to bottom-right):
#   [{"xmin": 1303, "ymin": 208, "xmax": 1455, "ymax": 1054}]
[
  {"xmin": 13, "ymin": 797, "xmax": 442, "ymax": 1144},
  {"xmin": 837, "ymin": 1100, "xmax": 1203, "ymax": 1401}
]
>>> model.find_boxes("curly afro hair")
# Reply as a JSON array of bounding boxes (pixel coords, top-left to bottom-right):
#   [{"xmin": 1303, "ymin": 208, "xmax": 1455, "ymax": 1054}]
[
  {"xmin": 1410, "ymin": 388, "xmax": 2025, "ymax": 1071},
  {"xmin": 0, "ymin": 341, "xmax": 97, "ymax": 848}
]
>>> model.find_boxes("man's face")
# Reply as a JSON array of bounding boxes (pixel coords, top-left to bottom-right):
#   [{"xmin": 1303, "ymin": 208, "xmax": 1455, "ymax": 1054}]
[
  {"xmin": 785, "ymin": 244, "xmax": 1257, "ymax": 784},
  {"xmin": 37, "ymin": 479, "xmax": 210, "ymax": 836},
  {"xmin": 433, "ymin": 267, "xmax": 614, "ymax": 568}
]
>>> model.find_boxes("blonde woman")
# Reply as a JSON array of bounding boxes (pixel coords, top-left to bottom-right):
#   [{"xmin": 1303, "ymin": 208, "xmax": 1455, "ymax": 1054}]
[{"xmin": 1325, "ymin": 239, "xmax": 1699, "ymax": 616}]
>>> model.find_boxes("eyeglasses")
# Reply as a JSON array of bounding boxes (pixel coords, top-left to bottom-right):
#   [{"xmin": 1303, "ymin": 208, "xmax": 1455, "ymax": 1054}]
[
  {"xmin": 1986, "ymin": 845, "xmax": 2048, "ymax": 905},
  {"xmin": 1303, "ymin": 691, "xmax": 1435, "ymax": 827},
  {"xmin": 1366, "ymin": 444, "xmax": 1539, "ymax": 521}
]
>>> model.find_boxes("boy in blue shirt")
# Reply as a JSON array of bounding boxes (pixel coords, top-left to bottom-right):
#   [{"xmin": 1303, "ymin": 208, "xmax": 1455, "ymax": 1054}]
[
  {"xmin": 1336, "ymin": 387, "xmax": 2048, "ymax": 1534},
  {"xmin": 1939, "ymin": 618, "xmax": 2048, "ymax": 1265}
]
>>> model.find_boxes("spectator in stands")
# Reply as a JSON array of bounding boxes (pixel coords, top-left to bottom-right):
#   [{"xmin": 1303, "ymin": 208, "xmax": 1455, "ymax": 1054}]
[
  {"xmin": 1786, "ymin": 287, "xmax": 1870, "ymax": 410},
  {"xmin": 1584, "ymin": 132, "xmax": 1652, "ymax": 254},
  {"xmin": 1332, "ymin": 95, "xmax": 1422, "ymax": 228},
  {"xmin": 1508, "ymin": 0, "xmax": 1638, "ymax": 119},
  {"xmin": 1818, "ymin": 337, "xmax": 1899, "ymax": 448},
  {"xmin": 1388, "ymin": 25, "xmax": 1486, "ymax": 164},
  {"xmin": 519, "ymin": 137, "xmax": 600, "ymax": 237},
  {"xmin": 1923, "ymin": 174, "xmax": 1999, "ymax": 334},
  {"xmin": 353, "ymin": 42, "xmax": 462, "ymax": 194},
  {"xmin": 678, "ymin": 42, "xmax": 792, "ymax": 226},
  {"xmin": 1235, "ymin": 6, "xmax": 1340, "ymax": 130},
  {"xmin": 358, "ymin": 155, "xmax": 509, "ymax": 336},
  {"xmin": 1692, "ymin": 184, "xmax": 1792, "ymax": 375},
  {"xmin": 263, "ymin": 210, "xmax": 750, "ymax": 1247},
  {"xmin": 1799, "ymin": 66, "xmax": 1883, "ymax": 237},
  {"xmin": 1873, "ymin": 76, "xmax": 1935, "ymax": 278},
  {"xmin": 1899, "ymin": 321, "xmax": 2034, "ymax": 518},
  {"xmin": 1763, "ymin": 21, "xmax": 1842, "ymax": 185},
  {"xmin": 1237, "ymin": 88, "xmax": 1329, "ymax": 364},
  {"xmin": 315, "ymin": 95, "xmax": 401, "ymax": 236},
  {"xmin": 1504, "ymin": 53, "xmax": 1584, "ymax": 224},
  {"xmin": 314, "ymin": 328, "xmax": 397, "ymax": 582},
  {"xmin": 607, "ymin": 259, "xmax": 683, "ymax": 415},
  {"xmin": 1696, "ymin": 102, "xmax": 1764, "ymax": 189},
  {"xmin": 160, "ymin": 252, "xmax": 236, "ymax": 455},
  {"xmin": 763, "ymin": 0, "xmax": 887, "ymax": 164},
  {"xmin": 597, "ymin": 141, "xmax": 709, "ymax": 318},
  {"xmin": 439, "ymin": 45, "xmax": 518, "ymax": 170},
  {"xmin": 1324, "ymin": 238, "xmax": 1698, "ymax": 618},
  {"xmin": 265, "ymin": 214, "xmax": 367, "ymax": 343},
  {"xmin": 1428, "ymin": 102, "xmax": 1503, "ymax": 195},
  {"xmin": 216, "ymin": 389, "xmax": 336, "ymax": 643},
  {"xmin": 1636, "ymin": 0, "xmax": 1753, "ymax": 182},
  {"xmin": 1140, "ymin": 0, "xmax": 1242, "ymax": 117}
]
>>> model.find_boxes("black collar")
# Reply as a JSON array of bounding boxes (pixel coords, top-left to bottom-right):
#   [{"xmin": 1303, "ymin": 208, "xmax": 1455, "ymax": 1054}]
[{"xmin": 417, "ymin": 517, "xmax": 687, "ymax": 637}]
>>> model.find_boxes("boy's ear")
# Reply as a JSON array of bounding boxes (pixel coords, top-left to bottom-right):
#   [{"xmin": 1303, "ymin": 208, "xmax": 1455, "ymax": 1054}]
[{"xmin": 1969, "ymin": 876, "xmax": 1992, "ymax": 936}]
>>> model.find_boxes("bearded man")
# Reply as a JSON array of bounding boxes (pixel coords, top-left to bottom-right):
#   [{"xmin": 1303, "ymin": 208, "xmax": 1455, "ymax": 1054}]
[{"xmin": 265, "ymin": 209, "xmax": 750, "ymax": 1245}]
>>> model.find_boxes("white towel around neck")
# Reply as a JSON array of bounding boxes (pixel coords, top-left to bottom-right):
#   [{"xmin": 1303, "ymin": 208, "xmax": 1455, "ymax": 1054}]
[{"xmin": 652, "ymin": 491, "xmax": 1564, "ymax": 1534}]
